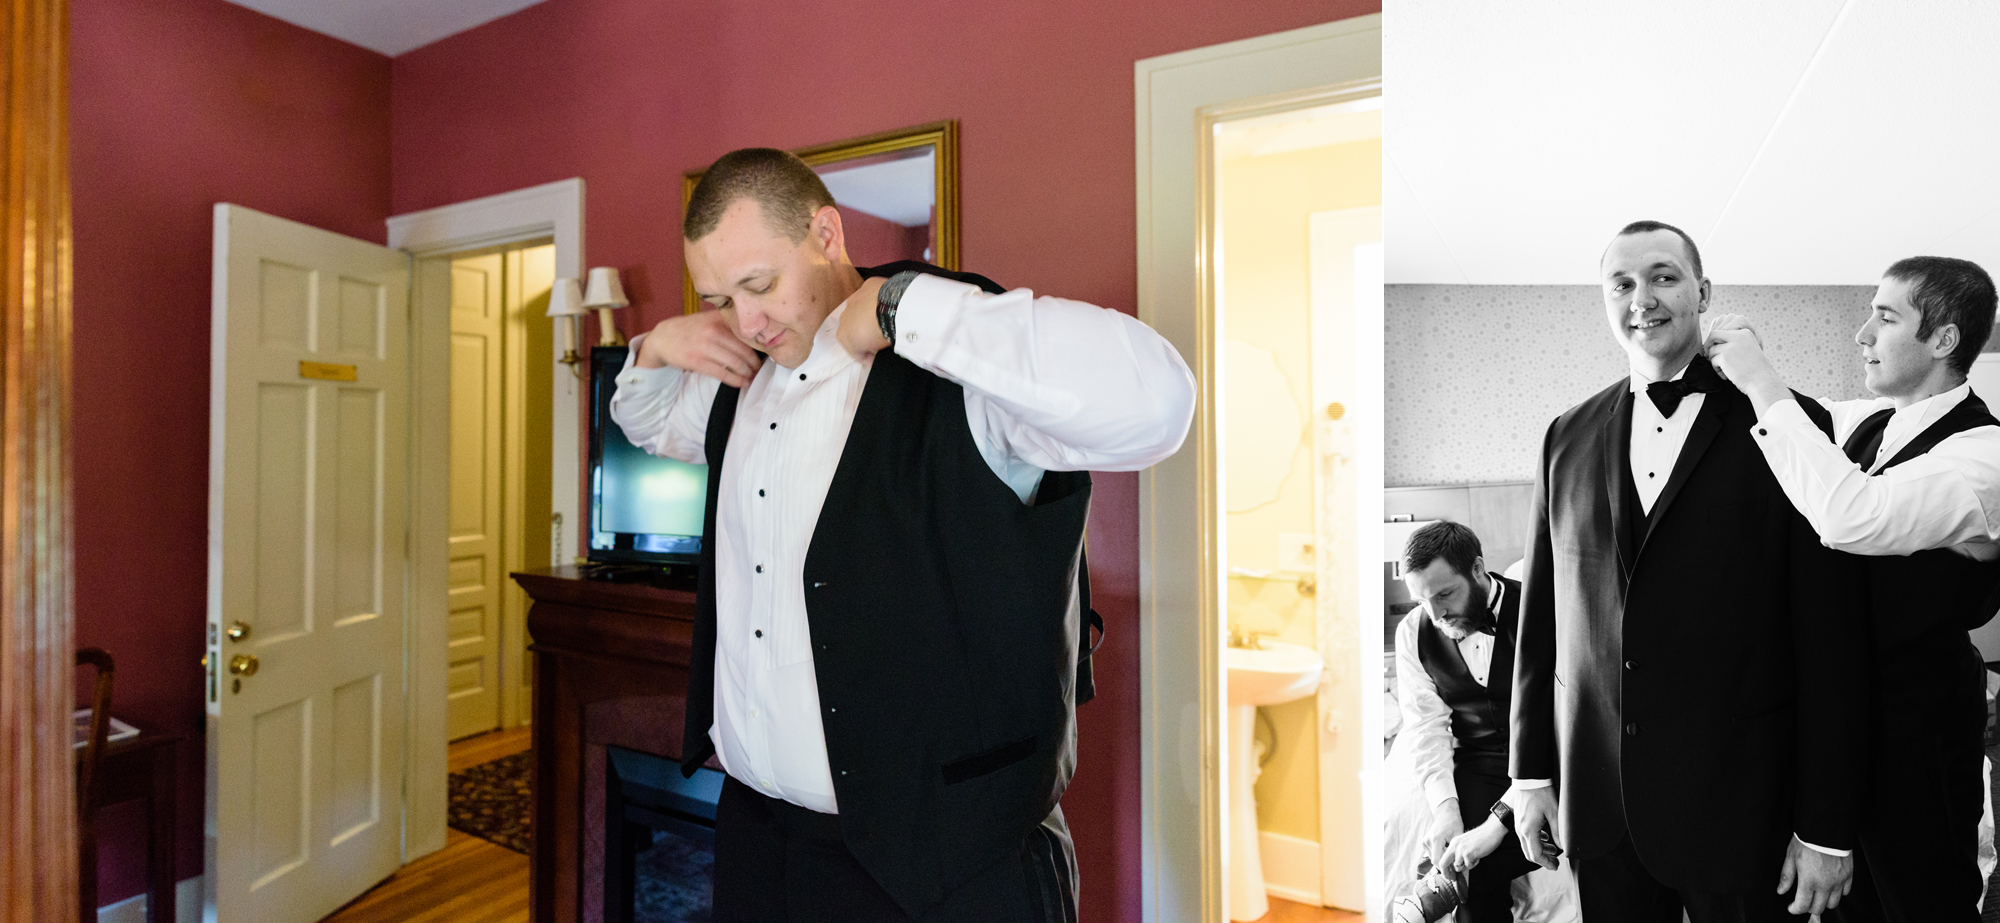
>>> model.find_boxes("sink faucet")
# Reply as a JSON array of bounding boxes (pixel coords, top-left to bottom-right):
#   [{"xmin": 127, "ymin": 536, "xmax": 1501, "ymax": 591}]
[{"xmin": 1227, "ymin": 627, "xmax": 1277, "ymax": 650}]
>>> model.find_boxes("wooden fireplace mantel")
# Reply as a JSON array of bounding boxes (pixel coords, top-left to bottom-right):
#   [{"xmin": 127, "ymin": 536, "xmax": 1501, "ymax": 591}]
[{"xmin": 515, "ymin": 566, "xmax": 703, "ymax": 923}]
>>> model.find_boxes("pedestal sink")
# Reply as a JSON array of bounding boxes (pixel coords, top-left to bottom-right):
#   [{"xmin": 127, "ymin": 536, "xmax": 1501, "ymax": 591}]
[{"xmin": 1227, "ymin": 639, "xmax": 1325, "ymax": 922}]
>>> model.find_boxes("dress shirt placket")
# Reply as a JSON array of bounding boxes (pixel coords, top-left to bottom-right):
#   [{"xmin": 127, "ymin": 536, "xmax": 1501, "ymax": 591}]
[
  {"xmin": 1629, "ymin": 368, "xmax": 1702, "ymax": 515},
  {"xmin": 741, "ymin": 378, "xmax": 782, "ymax": 792}
]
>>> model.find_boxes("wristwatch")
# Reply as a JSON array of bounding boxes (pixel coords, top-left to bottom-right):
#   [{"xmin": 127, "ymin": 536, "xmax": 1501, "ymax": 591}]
[
  {"xmin": 1489, "ymin": 799, "xmax": 1515, "ymax": 832},
  {"xmin": 876, "ymin": 270, "xmax": 919, "ymax": 345}
]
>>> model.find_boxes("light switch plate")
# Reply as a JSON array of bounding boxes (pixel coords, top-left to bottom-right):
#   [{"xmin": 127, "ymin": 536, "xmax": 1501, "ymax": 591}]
[{"xmin": 1279, "ymin": 532, "xmax": 1316, "ymax": 572}]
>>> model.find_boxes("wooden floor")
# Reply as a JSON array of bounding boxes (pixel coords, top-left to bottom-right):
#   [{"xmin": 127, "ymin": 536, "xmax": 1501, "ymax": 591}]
[
  {"xmin": 1262, "ymin": 896, "xmax": 1363, "ymax": 922},
  {"xmin": 318, "ymin": 727, "xmax": 1361, "ymax": 923},
  {"xmin": 319, "ymin": 728, "xmax": 532, "ymax": 923}
]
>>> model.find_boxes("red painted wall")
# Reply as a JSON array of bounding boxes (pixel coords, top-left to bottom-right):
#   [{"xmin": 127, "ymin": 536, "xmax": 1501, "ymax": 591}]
[
  {"xmin": 392, "ymin": 1, "xmax": 1376, "ymax": 919},
  {"xmin": 838, "ymin": 206, "xmax": 927, "ymax": 266},
  {"xmin": 70, "ymin": 0, "xmax": 391, "ymax": 903}
]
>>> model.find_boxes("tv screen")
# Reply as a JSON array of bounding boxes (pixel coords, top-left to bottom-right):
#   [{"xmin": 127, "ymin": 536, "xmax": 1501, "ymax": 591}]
[{"xmin": 588, "ymin": 346, "xmax": 709, "ymax": 566}]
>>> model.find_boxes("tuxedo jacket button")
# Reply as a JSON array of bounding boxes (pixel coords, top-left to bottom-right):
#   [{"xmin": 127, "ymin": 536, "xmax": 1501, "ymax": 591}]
[
  {"xmin": 1625, "ymin": 722, "xmax": 1640, "ymax": 736},
  {"xmin": 1624, "ymin": 660, "xmax": 1637, "ymax": 670}
]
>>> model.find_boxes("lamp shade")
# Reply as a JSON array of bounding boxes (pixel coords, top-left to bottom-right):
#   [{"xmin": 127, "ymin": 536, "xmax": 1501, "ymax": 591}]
[
  {"xmin": 547, "ymin": 278, "xmax": 588, "ymax": 318},
  {"xmin": 581, "ymin": 267, "xmax": 629, "ymax": 309}
]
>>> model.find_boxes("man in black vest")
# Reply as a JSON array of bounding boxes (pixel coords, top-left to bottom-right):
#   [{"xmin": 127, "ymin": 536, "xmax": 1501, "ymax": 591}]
[
  {"xmin": 609, "ymin": 148, "xmax": 1194, "ymax": 922},
  {"xmin": 1503, "ymin": 221, "xmax": 1869, "ymax": 922},
  {"xmin": 1391, "ymin": 521, "xmax": 1537, "ymax": 921},
  {"xmin": 1707, "ymin": 256, "xmax": 2000, "ymax": 923}
]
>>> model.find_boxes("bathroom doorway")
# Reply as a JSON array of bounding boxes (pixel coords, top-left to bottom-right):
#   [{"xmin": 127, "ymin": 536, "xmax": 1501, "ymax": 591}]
[
  {"xmin": 1132, "ymin": 16, "xmax": 1380, "ymax": 922},
  {"xmin": 1214, "ymin": 90, "xmax": 1381, "ymax": 921}
]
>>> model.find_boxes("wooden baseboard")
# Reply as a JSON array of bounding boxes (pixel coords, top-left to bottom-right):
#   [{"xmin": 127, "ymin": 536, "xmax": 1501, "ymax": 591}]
[{"xmin": 1261, "ymin": 831, "xmax": 1323, "ymax": 906}]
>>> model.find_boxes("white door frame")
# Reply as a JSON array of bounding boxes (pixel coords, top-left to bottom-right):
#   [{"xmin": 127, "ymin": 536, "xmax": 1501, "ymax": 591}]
[
  {"xmin": 1134, "ymin": 18, "xmax": 1380, "ymax": 922},
  {"xmin": 385, "ymin": 178, "xmax": 584, "ymax": 858}
]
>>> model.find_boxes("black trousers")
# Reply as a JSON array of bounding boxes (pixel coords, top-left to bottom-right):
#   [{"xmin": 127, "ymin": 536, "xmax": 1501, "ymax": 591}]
[
  {"xmin": 1827, "ymin": 639, "xmax": 1987, "ymax": 923},
  {"xmin": 711, "ymin": 776, "xmax": 1078, "ymax": 923},
  {"xmin": 1573, "ymin": 834, "xmax": 1797, "ymax": 923},
  {"xmin": 1452, "ymin": 757, "xmax": 1537, "ymax": 923}
]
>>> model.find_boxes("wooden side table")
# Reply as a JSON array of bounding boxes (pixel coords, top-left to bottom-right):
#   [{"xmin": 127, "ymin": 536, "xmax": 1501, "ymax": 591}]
[{"xmin": 83, "ymin": 730, "xmax": 181, "ymax": 923}]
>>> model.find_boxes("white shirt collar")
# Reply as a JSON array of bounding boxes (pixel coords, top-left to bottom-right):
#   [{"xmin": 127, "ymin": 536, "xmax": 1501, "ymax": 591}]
[
  {"xmin": 1628, "ymin": 357, "xmax": 1693, "ymax": 394},
  {"xmin": 778, "ymin": 304, "xmax": 861, "ymax": 378}
]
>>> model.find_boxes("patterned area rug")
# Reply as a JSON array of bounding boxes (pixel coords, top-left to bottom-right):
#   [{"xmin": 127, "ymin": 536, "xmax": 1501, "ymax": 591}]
[
  {"xmin": 447, "ymin": 751, "xmax": 533, "ymax": 853},
  {"xmin": 446, "ymin": 750, "xmax": 714, "ymax": 921}
]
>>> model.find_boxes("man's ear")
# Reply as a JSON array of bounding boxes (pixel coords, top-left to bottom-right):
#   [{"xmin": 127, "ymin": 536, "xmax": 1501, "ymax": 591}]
[
  {"xmin": 809, "ymin": 204, "xmax": 846, "ymax": 263},
  {"xmin": 1470, "ymin": 556, "xmax": 1486, "ymax": 579},
  {"xmin": 1697, "ymin": 277, "xmax": 1713, "ymax": 312},
  {"xmin": 1929, "ymin": 322, "xmax": 1960, "ymax": 361}
]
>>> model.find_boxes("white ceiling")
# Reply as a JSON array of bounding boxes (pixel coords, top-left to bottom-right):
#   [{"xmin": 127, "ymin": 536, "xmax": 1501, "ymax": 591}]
[
  {"xmin": 819, "ymin": 152, "xmax": 937, "ymax": 228},
  {"xmin": 1388, "ymin": 0, "xmax": 2000, "ymax": 285},
  {"xmin": 222, "ymin": 0, "xmax": 550, "ymax": 57}
]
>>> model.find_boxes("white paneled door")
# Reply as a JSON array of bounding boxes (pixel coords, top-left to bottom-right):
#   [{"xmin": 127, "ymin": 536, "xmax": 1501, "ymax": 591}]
[
  {"xmin": 206, "ymin": 204, "xmax": 410, "ymax": 922},
  {"xmin": 446, "ymin": 253, "xmax": 504, "ymax": 740}
]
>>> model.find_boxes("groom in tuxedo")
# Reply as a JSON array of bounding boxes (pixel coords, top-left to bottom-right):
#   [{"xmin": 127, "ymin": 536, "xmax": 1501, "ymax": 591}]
[{"xmin": 1502, "ymin": 221, "xmax": 1870, "ymax": 921}]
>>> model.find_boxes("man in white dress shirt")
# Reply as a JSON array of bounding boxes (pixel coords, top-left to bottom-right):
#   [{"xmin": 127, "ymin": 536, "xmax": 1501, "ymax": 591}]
[
  {"xmin": 1393, "ymin": 520, "xmax": 1538, "ymax": 921},
  {"xmin": 610, "ymin": 148, "xmax": 1194, "ymax": 922},
  {"xmin": 1707, "ymin": 256, "xmax": 2000, "ymax": 923}
]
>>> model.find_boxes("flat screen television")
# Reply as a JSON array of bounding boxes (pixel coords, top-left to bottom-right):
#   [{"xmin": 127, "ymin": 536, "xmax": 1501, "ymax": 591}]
[{"xmin": 587, "ymin": 345, "xmax": 709, "ymax": 572}]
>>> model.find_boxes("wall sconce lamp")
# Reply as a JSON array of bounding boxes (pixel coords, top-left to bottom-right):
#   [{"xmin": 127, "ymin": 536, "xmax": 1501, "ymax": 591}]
[
  {"xmin": 582, "ymin": 267, "xmax": 629, "ymax": 346},
  {"xmin": 548, "ymin": 277, "xmax": 588, "ymax": 376}
]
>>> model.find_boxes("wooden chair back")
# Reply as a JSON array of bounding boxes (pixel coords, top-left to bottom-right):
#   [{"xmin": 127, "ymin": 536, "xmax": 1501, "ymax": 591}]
[{"xmin": 75, "ymin": 647, "xmax": 115, "ymax": 918}]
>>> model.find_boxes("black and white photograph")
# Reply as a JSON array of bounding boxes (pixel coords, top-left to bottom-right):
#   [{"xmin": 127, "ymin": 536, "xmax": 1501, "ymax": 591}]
[{"xmin": 1381, "ymin": 3, "xmax": 2000, "ymax": 922}]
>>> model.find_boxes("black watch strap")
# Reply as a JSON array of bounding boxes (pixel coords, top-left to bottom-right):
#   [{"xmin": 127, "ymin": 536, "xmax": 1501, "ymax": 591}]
[
  {"xmin": 1489, "ymin": 799, "xmax": 1515, "ymax": 832},
  {"xmin": 876, "ymin": 270, "xmax": 919, "ymax": 344}
]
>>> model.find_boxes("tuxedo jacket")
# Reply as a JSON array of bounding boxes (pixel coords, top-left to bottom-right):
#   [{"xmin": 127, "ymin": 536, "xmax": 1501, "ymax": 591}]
[{"xmin": 1509, "ymin": 374, "xmax": 1868, "ymax": 891}]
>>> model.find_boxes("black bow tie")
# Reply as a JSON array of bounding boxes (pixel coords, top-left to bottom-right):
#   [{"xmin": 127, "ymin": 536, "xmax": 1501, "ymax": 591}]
[{"xmin": 1645, "ymin": 357, "xmax": 1724, "ymax": 419}]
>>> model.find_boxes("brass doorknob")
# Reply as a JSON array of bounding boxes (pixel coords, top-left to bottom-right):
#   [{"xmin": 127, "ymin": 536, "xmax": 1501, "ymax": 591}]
[
  {"xmin": 229, "ymin": 654, "xmax": 259, "ymax": 677},
  {"xmin": 226, "ymin": 620, "xmax": 251, "ymax": 642}
]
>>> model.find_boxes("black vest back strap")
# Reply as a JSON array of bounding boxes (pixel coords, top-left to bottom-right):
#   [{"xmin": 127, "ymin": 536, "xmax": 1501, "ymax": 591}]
[
  {"xmin": 1842, "ymin": 408, "xmax": 1894, "ymax": 468},
  {"xmin": 1875, "ymin": 392, "xmax": 1998, "ymax": 472}
]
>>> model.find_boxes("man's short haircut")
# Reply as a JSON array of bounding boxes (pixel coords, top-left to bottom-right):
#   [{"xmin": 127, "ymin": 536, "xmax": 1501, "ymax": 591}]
[
  {"xmin": 1610, "ymin": 219, "xmax": 1705, "ymax": 280},
  {"xmin": 684, "ymin": 148, "xmax": 835, "ymax": 244},
  {"xmin": 1403, "ymin": 520, "xmax": 1483, "ymax": 581},
  {"xmin": 1882, "ymin": 256, "xmax": 1997, "ymax": 376}
]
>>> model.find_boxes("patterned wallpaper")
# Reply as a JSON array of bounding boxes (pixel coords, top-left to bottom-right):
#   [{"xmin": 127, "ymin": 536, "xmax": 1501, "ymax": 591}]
[{"xmin": 1385, "ymin": 285, "xmax": 1878, "ymax": 487}]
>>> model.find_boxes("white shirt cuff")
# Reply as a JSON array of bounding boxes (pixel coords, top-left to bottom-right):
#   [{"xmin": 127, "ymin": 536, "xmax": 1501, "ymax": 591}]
[
  {"xmin": 1512, "ymin": 778, "xmax": 1553, "ymax": 790},
  {"xmin": 614, "ymin": 332, "xmax": 685, "ymax": 390},
  {"xmin": 1796, "ymin": 835, "xmax": 1851, "ymax": 858},
  {"xmin": 1424, "ymin": 776, "xmax": 1460, "ymax": 809},
  {"xmin": 883, "ymin": 272, "xmax": 970, "ymax": 367}
]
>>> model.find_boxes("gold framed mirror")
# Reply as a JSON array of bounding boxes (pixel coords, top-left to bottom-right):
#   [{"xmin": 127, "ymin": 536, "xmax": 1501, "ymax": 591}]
[{"xmin": 682, "ymin": 120, "xmax": 959, "ymax": 314}]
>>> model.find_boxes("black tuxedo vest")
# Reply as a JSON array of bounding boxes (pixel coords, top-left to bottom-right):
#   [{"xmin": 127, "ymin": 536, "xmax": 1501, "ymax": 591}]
[
  {"xmin": 680, "ymin": 263, "xmax": 1097, "ymax": 916},
  {"xmin": 1843, "ymin": 392, "xmax": 2000, "ymax": 651},
  {"xmin": 1414, "ymin": 573, "xmax": 1520, "ymax": 779}
]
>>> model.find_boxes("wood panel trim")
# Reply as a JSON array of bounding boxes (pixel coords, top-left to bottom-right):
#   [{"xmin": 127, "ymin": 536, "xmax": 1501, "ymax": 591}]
[{"xmin": 2, "ymin": 0, "xmax": 78, "ymax": 920}]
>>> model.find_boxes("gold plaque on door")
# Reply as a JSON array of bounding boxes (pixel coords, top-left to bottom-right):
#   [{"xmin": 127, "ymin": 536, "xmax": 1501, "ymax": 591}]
[{"xmin": 300, "ymin": 360, "xmax": 358, "ymax": 382}]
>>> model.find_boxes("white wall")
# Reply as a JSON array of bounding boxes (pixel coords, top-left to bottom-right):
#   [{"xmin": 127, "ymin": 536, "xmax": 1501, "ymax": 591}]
[{"xmin": 1385, "ymin": 284, "xmax": 1874, "ymax": 486}]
